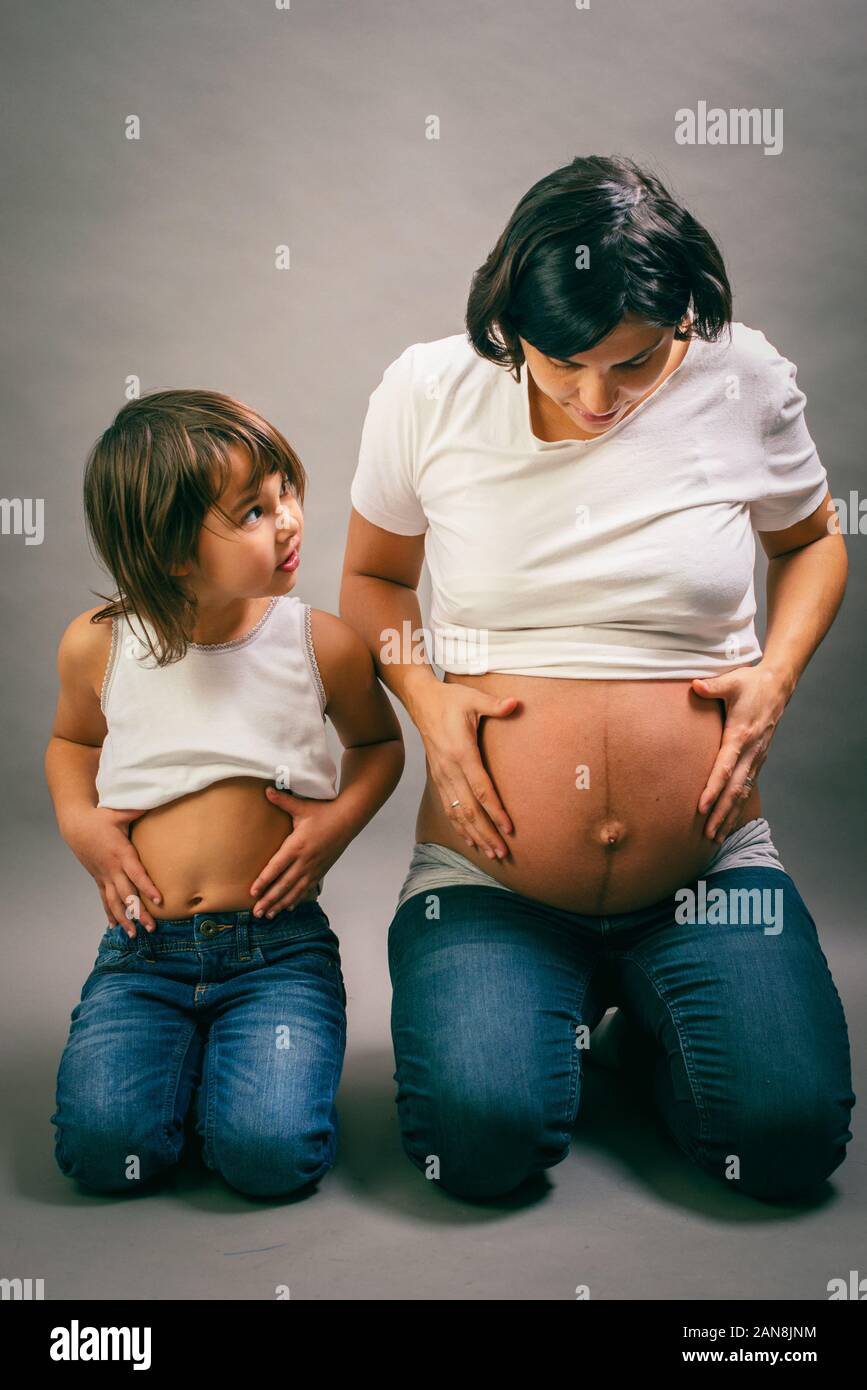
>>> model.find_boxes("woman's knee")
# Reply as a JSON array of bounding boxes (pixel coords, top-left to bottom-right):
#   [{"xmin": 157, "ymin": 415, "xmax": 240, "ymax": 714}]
[
  {"xmin": 701, "ymin": 1094, "xmax": 854, "ymax": 1202},
  {"xmin": 399, "ymin": 1096, "xmax": 571, "ymax": 1200}
]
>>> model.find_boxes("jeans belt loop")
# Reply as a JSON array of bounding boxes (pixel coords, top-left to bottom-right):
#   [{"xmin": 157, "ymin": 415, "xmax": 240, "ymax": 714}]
[
  {"xmin": 236, "ymin": 911, "xmax": 252, "ymax": 962},
  {"xmin": 137, "ymin": 921, "xmax": 157, "ymax": 962}
]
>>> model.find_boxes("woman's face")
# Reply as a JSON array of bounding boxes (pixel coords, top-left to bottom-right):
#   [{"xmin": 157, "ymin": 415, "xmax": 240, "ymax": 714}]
[{"xmin": 519, "ymin": 311, "xmax": 681, "ymax": 434}]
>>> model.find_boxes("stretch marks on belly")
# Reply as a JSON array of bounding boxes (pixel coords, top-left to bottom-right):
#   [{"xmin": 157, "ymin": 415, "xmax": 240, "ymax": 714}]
[{"xmin": 394, "ymin": 816, "xmax": 787, "ymax": 917}]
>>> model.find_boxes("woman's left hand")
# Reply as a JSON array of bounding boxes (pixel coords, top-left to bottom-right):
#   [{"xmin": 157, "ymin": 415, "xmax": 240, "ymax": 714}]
[
  {"xmin": 691, "ymin": 663, "xmax": 789, "ymax": 842},
  {"xmin": 249, "ymin": 789, "xmax": 351, "ymax": 916}
]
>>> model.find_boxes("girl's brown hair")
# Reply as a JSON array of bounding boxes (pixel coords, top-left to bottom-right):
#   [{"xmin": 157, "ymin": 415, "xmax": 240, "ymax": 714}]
[{"xmin": 84, "ymin": 389, "xmax": 307, "ymax": 665}]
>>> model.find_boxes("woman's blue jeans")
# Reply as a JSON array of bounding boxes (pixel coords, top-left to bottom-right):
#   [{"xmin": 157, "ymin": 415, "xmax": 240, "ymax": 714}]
[
  {"xmin": 51, "ymin": 903, "xmax": 346, "ymax": 1198},
  {"xmin": 388, "ymin": 867, "xmax": 856, "ymax": 1203}
]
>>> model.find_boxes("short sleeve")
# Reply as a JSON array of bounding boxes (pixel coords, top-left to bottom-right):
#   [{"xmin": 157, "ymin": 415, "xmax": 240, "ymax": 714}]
[
  {"xmin": 749, "ymin": 350, "xmax": 828, "ymax": 531},
  {"xmin": 350, "ymin": 346, "xmax": 428, "ymax": 536}
]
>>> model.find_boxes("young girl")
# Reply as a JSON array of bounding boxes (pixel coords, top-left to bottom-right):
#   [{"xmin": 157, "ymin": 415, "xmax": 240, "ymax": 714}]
[{"xmin": 45, "ymin": 389, "xmax": 404, "ymax": 1198}]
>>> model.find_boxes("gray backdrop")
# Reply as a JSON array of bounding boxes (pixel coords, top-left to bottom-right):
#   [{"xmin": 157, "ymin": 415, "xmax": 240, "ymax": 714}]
[{"xmin": 1, "ymin": 0, "xmax": 863, "ymax": 1300}]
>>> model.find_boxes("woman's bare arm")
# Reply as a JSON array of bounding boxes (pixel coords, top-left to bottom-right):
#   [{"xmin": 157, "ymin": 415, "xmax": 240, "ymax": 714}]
[
  {"xmin": 338, "ymin": 507, "xmax": 437, "ymax": 720},
  {"xmin": 694, "ymin": 491, "xmax": 848, "ymax": 838},
  {"xmin": 758, "ymin": 490, "xmax": 848, "ymax": 698},
  {"xmin": 339, "ymin": 506, "xmax": 518, "ymax": 857}
]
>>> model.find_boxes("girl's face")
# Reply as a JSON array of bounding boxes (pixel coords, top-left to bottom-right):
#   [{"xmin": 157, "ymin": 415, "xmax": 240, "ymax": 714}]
[
  {"xmin": 179, "ymin": 446, "xmax": 304, "ymax": 603},
  {"xmin": 519, "ymin": 312, "xmax": 680, "ymax": 434}
]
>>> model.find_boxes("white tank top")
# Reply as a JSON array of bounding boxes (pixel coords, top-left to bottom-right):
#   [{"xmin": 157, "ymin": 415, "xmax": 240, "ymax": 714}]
[{"xmin": 96, "ymin": 594, "xmax": 339, "ymax": 811}]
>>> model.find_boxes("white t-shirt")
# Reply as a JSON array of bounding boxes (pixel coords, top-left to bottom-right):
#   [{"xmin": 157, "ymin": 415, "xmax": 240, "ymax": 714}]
[{"xmin": 350, "ymin": 324, "xmax": 828, "ymax": 679}]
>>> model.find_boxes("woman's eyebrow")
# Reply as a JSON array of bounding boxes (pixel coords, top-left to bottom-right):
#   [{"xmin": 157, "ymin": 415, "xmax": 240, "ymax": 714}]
[{"xmin": 551, "ymin": 335, "xmax": 664, "ymax": 367}]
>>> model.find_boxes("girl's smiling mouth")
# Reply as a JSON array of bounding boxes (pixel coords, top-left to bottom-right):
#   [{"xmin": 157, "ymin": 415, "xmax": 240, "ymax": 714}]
[{"xmin": 276, "ymin": 547, "xmax": 300, "ymax": 572}]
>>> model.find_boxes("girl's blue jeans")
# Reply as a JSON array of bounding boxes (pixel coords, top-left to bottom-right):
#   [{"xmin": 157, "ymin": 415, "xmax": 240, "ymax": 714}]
[
  {"xmin": 51, "ymin": 902, "xmax": 346, "ymax": 1197},
  {"xmin": 388, "ymin": 867, "xmax": 856, "ymax": 1203}
]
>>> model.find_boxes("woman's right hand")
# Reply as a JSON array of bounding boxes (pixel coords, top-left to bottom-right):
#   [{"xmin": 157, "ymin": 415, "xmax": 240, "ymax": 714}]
[
  {"xmin": 411, "ymin": 681, "xmax": 519, "ymax": 860},
  {"xmin": 62, "ymin": 806, "xmax": 163, "ymax": 935}
]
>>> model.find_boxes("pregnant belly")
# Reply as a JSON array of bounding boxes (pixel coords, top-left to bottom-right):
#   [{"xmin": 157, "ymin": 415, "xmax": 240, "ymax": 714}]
[
  {"xmin": 128, "ymin": 776, "xmax": 319, "ymax": 919},
  {"xmin": 415, "ymin": 674, "xmax": 762, "ymax": 916}
]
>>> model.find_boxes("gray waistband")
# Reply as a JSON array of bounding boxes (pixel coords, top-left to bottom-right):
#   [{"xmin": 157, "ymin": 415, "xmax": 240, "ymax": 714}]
[{"xmin": 394, "ymin": 817, "xmax": 786, "ymax": 915}]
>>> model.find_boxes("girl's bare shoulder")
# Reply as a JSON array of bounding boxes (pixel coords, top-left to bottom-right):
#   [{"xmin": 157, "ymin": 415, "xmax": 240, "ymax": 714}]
[
  {"xmin": 57, "ymin": 605, "xmax": 115, "ymax": 700},
  {"xmin": 306, "ymin": 607, "xmax": 376, "ymax": 712}
]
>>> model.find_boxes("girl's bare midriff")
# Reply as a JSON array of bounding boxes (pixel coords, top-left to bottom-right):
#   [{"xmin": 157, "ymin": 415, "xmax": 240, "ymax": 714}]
[
  {"xmin": 415, "ymin": 672, "xmax": 762, "ymax": 916},
  {"xmin": 128, "ymin": 777, "xmax": 320, "ymax": 920}
]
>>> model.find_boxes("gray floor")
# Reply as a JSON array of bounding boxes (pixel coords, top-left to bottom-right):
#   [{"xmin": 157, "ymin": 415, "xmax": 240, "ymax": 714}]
[{"xmin": 2, "ymin": 807, "xmax": 863, "ymax": 1302}]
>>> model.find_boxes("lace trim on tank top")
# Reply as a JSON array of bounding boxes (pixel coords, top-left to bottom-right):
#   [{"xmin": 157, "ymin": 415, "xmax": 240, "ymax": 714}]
[
  {"xmin": 186, "ymin": 595, "xmax": 280, "ymax": 652},
  {"xmin": 99, "ymin": 614, "xmax": 120, "ymax": 714},
  {"xmin": 303, "ymin": 604, "xmax": 328, "ymax": 715}
]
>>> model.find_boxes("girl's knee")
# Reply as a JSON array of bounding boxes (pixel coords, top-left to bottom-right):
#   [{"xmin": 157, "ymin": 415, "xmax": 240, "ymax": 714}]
[
  {"xmin": 54, "ymin": 1118, "xmax": 179, "ymax": 1193},
  {"xmin": 211, "ymin": 1124, "xmax": 338, "ymax": 1198}
]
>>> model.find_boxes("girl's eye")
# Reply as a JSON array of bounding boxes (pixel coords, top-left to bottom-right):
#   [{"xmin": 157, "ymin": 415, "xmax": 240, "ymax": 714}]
[{"xmin": 241, "ymin": 475, "xmax": 295, "ymax": 526}]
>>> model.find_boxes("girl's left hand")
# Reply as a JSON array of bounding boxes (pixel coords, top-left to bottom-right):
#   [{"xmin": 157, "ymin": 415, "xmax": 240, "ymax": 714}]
[
  {"xmin": 249, "ymin": 788, "xmax": 351, "ymax": 916},
  {"xmin": 691, "ymin": 663, "xmax": 789, "ymax": 842}
]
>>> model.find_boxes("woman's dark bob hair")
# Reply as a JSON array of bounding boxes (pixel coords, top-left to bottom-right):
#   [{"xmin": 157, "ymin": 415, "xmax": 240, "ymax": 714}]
[{"xmin": 466, "ymin": 154, "xmax": 733, "ymax": 381}]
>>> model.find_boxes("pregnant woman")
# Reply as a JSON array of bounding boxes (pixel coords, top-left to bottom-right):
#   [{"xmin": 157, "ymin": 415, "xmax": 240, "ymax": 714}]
[{"xmin": 340, "ymin": 154, "xmax": 856, "ymax": 1203}]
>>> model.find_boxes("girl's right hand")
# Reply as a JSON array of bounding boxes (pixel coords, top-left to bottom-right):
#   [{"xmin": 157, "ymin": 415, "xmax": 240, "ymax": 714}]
[
  {"xmin": 412, "ymin": 681, "xmax": 519, "ymax": 861},
  {"xmin": 63, "ymin": 806, "xmax": 163, "ymax": 935}
]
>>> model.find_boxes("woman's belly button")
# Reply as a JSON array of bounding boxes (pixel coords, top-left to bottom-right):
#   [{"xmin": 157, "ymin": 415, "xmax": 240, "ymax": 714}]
[
  {"xmin": 459, "ymin": 800, "xmax": 714, "ymax": 914},
  {"xmin": 595, "ymin": 817, "xmax": 628, "ymax": 847}
]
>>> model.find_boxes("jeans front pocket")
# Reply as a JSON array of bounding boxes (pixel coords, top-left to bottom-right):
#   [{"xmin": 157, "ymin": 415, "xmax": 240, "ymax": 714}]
[
  {"xmin": 92, "ymin": 923, "xmax": 141, "ymax": 973},
  {"xmin": 254, "ymin": 922, "xmax": 346, "ymax": 1008}
]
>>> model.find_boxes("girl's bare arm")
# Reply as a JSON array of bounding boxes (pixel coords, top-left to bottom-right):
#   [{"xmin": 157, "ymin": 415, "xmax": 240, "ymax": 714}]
[
  {"xmin": 248, "ymin": 609, "xmax": 406, "ymax": 913},
  {"xmin": 44, "ymin": 611, "xmax": 163, "ymax": 933}
]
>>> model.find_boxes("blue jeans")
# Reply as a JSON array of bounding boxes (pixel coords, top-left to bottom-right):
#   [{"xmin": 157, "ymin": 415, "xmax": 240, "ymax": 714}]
[
  {"xmin": 51, "ymin": 903, "xmax": 347, "ymax": 1197},
  {"xmin": 388, "ymin": 867, "xmax": 856, "ymax": 1203}
]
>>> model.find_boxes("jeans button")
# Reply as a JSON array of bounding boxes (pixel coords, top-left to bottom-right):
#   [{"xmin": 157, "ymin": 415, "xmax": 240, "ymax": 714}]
[{"xmin": 200, "ymin": 919, "xmax": 218, "ymax": 936}]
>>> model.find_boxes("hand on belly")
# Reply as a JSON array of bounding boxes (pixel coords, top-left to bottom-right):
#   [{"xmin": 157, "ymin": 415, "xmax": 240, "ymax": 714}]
[
  {"xmin": 417, "ymin": 675, "xmax": 762, "ymax": 915},
  {"xmin": 128, "ymin": 776, "xmax": 315, "ymax": 918}
]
